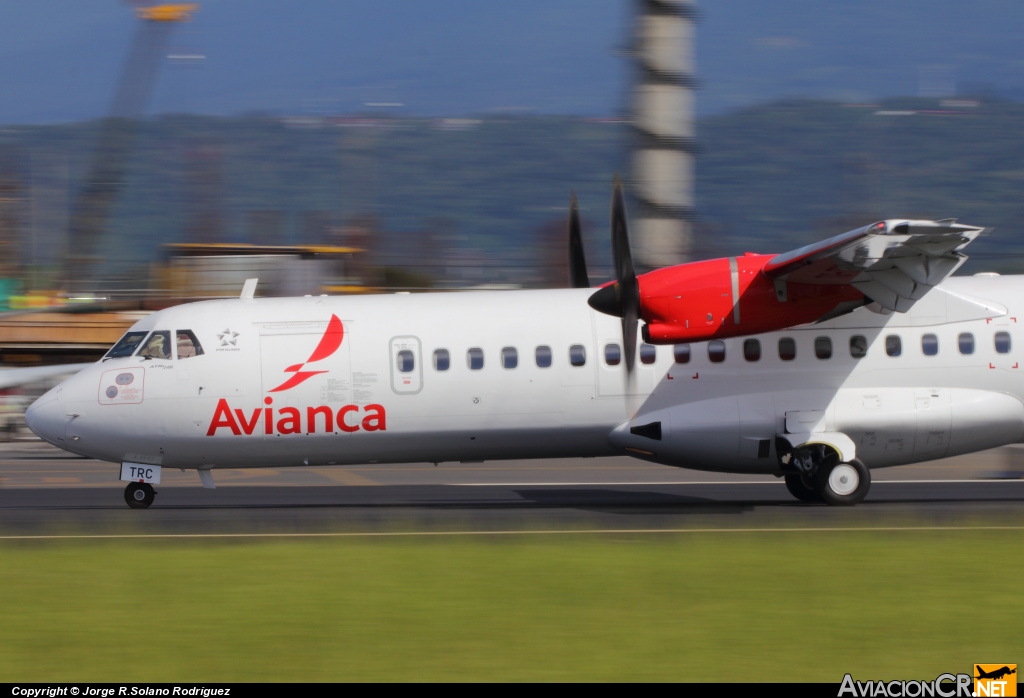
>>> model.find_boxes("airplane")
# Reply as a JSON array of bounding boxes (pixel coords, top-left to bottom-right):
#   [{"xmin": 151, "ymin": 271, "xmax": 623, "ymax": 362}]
[
  {"xmin": 24, "ymin": 183, "xmax": 1023, "ymax": 509},
  {"xmin": 975, "ymin": 666, "xmax": 1016, "ymax": 681},
  {"xmin": 0, "ymin": 363, "xmax": 94, "ymax": 391}
]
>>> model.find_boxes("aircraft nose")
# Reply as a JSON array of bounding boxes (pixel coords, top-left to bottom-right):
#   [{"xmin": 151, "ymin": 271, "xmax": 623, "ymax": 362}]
[{"xmin": 25, "ymin": 388, "xmax": 66, "ymax": 447}]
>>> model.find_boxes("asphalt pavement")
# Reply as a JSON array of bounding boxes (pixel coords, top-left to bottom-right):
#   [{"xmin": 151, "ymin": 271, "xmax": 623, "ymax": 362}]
[{"xmin": 1, "ymin": 438, "xmax": 1022, "ymax": 536}]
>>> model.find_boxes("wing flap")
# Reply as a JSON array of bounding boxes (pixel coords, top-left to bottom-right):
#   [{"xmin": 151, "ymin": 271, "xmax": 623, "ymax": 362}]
[
  {"xmin": 764, "ymin": 219, "xmax": 984, "ymax": 312},
  {"xmin": 891, "ymin": 254, "xmax": 961, "ymax": 287}
]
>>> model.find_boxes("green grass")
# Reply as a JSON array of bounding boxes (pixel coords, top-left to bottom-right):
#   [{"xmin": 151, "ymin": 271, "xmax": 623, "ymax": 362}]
[{"xmin": 0, "ymin": 529, "xmax": 1018, "ymax": 681}]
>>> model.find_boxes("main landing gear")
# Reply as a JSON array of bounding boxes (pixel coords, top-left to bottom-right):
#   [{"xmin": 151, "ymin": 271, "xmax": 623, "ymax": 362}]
[
  {"xmin": 784, "ymin": 473, "xmax": 820, "ymax": 502},
  {"xmin": 125, "ymin": 482, "xmax": 156, "ymax": 509},
  {"xmin": 781, "ymin": 444, "xmax": 871, "ymax": 506}
]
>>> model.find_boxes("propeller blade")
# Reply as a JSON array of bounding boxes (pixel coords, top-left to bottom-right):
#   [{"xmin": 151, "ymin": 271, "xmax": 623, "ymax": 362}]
[
  {"xmin": 623, "ymin": 292, "xmax": 638, "ymax": 374},
  {"xmin": 587, "ymin": 179, "xmax": 641, "ymax": 376},
  {"xmin": 611, "ymin": 180, "xmax": 639, "ymax": 373},
  {"xmin": 568, "ymin": 192, "xmax": 590, "ymax": 288},
  {"xmin": 610, "ymin": 180, "xmax": 635, "ymax": 287}
]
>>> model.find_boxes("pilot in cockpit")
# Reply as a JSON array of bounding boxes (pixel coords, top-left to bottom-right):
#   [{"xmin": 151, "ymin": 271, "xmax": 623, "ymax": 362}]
[{"xmin": 139, "ymin": 332, "xmax": 170, "ymax": 360}]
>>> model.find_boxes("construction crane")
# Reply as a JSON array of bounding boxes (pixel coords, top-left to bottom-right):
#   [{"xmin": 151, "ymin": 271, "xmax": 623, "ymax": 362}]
[{"xmin": 64, "ymin": 3, "xmax": 198, "ymax": 295}]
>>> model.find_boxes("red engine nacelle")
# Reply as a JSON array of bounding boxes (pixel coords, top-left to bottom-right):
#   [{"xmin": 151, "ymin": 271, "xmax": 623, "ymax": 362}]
[{"xmin": 638, "ymin": 254, "xmax": 866, "ymax": 345}]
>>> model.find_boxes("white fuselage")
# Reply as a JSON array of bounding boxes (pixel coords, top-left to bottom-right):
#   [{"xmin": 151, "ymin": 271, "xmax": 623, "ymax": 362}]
[{"xmin": 26, "ymin": 275, "xmax": 1024, "ymax": 475}]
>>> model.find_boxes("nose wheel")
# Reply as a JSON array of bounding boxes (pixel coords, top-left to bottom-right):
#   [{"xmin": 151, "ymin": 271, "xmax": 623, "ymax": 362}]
[{"xmin": 125, "ymin": 482, "xmax": 156, "ymax": 509}]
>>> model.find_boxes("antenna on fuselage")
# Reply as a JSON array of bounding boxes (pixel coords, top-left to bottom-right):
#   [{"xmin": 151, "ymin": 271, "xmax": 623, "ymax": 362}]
[{"xmin": 240, "ymin": 278, "xmax": 258, "ymax": 300}]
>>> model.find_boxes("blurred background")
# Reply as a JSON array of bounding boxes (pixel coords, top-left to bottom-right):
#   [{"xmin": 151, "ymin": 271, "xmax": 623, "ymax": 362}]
[{"xmin": 2, "ymin": 0, "xmax": 1024, "ymax": 436}]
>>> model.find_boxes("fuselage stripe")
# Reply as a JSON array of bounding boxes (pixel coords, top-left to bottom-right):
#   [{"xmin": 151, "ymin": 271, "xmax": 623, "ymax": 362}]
[{"xmin": 730, "ymin": 256, "xmax": 741, "ymax": 324}]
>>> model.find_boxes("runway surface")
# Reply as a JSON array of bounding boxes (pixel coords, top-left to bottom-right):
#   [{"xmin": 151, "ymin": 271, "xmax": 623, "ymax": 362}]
[{"xmin": 1, "ymin": 440, "xmax": 1023, "ymax": 536}]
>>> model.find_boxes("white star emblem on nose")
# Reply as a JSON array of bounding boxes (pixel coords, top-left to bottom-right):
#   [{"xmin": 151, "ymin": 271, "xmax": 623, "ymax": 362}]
[{"xmin": 218, "ymin": 329, "xmax": 239, "ymax": 346}]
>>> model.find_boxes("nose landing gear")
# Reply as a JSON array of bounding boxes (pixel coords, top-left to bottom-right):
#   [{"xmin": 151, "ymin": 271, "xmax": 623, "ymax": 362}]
[{"xmin": 124, "ymin": 482, "xmax": 156, "ymax": 509}]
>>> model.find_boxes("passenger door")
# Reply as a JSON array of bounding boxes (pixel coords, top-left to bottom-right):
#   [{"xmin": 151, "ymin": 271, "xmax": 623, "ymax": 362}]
[{"xmin": 389, "ymin": 335, "xmax": 423, "ymax": 395}]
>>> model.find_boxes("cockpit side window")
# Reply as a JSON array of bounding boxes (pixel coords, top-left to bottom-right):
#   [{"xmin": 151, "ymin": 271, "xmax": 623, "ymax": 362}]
[
  {"xmin": 104, "ymin": 331, "xmax": 149, "ymax": 359},
  {"xmin": 138, "ymin": 331, "xmax": 172, "ymax": 360},
  {"xmin": 176, "ymin": 330, "xmax": 204, "ymax": 359}
]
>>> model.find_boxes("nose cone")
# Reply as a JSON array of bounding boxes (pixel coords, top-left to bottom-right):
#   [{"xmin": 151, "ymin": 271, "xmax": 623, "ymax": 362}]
[
  {"xmin": 25, "ymin": 387, "xmax": 65, "ymax": 447},
  {"xmin": 588, "ymin": 283, "xmax": 623, "ymax": 317}
]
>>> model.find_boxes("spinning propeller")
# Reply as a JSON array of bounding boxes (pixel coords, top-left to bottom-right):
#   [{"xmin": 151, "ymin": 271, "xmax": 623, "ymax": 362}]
[{"xmin": 586, "ymin": 181, "xmax": 642, "ymax": 375}]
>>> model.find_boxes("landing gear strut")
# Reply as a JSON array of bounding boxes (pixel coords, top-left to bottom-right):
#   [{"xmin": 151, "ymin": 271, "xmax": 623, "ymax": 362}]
[{"xmin": 124, "ymin": 482, "xmax": 156, "ymax": 509}]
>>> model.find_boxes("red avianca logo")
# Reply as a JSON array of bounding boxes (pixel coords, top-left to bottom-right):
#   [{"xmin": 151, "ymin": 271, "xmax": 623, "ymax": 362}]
[
  {"xmin": 207, "ymin": 314, "xmax": 388, "ymax": 437},
  {"xmin": 268, "ymin": 314, "xmax": 344, "ymax": 392},
  {"xmin": 206, "ymin": 398, "xmax": 385, "ymax": 436}
]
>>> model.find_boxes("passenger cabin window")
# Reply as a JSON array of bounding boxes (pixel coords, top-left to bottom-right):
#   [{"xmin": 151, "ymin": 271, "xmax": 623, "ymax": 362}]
[
  {"xmin": 743, "ymin": 339, "xmax": 760, "ymax": 362},
  {"xmin": 501, "ymin": 346, "xmax": 518, "ymax": 369},
  {"xmin": 639, "ymin": 343, "xmax": 656, "ymax": 365},
  {"xmin": 467, "ymin": 347, "xmax": 484, "ymax": 370},
  {"xmin": 814, "ymin": 337, "xmax": 832, "ymax": 360},
  {"xmin": 569, "ymin": 344, "xmax": 587, "ymax": 367},
  {"xmin": 674, "ymin": 344, "xmax": 690, "ymax": 364},
  {"xmin": 176, "ymin": 330, "xmax": 203, "ymax": 358},
  {"xmin": 396, "ymin": 350, "xmax": 415, "ymax": 373},
  {"xmin": 921, "ymin": 334, "xmax": 939, "ymax": 356},
  {"xmin": 138, "ymin": 331, "xmax": 172, "ymax": 360},
  {"xmin": 535, "ymin": 345, "xmax": 552, "ymax": 368},
  {"xmin": 886, "ymin": 335, "xmax": 902, "ymax": 357},
  {"xmin": 604, "ymin": 343, "xmax": 621, "ymax": 366},
  {"xmin": 708, "ymin": 340, "xmax": 726, "ymax": 363},
  {"xmin": 778, "ymin": 337, "xmax": 796, "ymax": 361},
  {"xmin": 105, "ymin": 331, "xmax": 149, "ymax": 359},
  {"xmin": 850, "ymin": 335, "xmax": 867, "ymax": 359},
  {"xmin": 958, "ymin": 333, "xmax": 975, "ymax": 355},
  {"xmin": 995, "ymin": 332, "xmax": 1012, "ymax": 354},
  {"xmin": 433, "ymin": 349, "xmax": 450, "ymax": 371}
]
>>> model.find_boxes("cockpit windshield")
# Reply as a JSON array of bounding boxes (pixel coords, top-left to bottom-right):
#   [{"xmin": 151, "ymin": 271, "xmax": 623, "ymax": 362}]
[
  {"xmin": 138, "ymin": 331, "xmax": 172, "ymax": 360},
  {"xmin": 176, "ymin": 330, "xmax": 204, "ymax": 358},
  {"xmin": 104, "ymin": 331, "xmax": 150, "ymax": 359},
  {"xmin": 105, "ymin": 329, "xmax": 205, "ymax": 360}
]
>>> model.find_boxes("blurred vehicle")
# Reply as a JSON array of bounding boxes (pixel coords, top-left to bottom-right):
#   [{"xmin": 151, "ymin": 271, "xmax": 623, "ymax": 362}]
[
  {"xmin": 158, "ymin": 242, "xmax": 366, "ymax": 299},
  {"xmin": 0, "ymin": 363, "xmax": 91, "ymax": 441}
]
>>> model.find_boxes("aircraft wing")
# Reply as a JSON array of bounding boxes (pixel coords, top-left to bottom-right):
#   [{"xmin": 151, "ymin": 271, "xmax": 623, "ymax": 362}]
[
  {"xmin": 762, "ymin": 219, "xmax": 984, "ymax": 312},
  {"xmin": 0, "ymin": 363, "xmax": 92, "ymax": 391}
]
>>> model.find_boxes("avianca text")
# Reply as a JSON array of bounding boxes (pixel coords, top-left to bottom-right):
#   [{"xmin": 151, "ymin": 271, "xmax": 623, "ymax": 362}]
[{"xmin": 206, "ymin": 397, "xmax": 386, "ymax": 436}]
